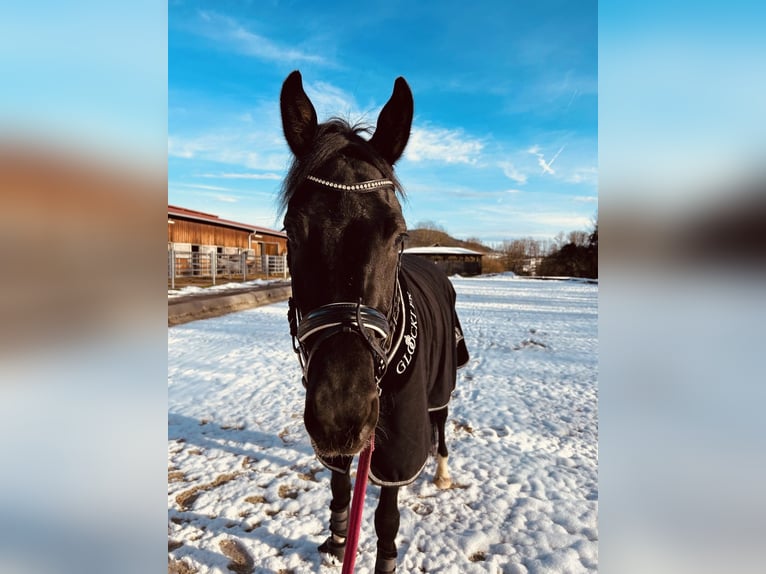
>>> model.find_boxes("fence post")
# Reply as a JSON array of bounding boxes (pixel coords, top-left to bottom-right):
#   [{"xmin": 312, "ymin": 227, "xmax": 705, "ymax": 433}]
[
  {"xmin": 264, "ymin": 254, "xmax": 269, "ymax": 279},
  {"xmin": 211, "ymin": 252, "xmax": 217, "ymax": 286},
  {"xmin": 169, "ymin": 249, "xmax": 175, "ymax": 290},
  {"xmin": 241, "ymin": 252, "xmax": 247, "ymax": 282},
  {"xmin": 283, "ymin": 255, "xmax": 287, "ymax": 278}
]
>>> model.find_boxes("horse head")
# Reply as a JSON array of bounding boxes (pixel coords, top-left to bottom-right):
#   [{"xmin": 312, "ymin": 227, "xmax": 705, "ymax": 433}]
[{"xmin": 280, "ymin": 70, "xmax": 413, "ymax": 457}]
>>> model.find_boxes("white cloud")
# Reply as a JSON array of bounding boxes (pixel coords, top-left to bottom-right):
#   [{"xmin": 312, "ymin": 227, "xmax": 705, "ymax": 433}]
[
  {"xmin": 533, "ymin": 213, "xmax": 592, "ymax": 229},
  {"xmin": 169, "ymin": 133, "xmax": 288, "ymax": 171},
  {"xmin": 196, "ymin": 11, "xmax": 325, "ymax": 64},
  {"xmin": 504, "ymin": 210, "xmax": 592, "ymax": 230},
  {"xmin": 200, "ymin": 172, "xmax": 282, "ymax": 180},
  {"xmin": 538, "ymin": 158, "xmax": 554, "ymax": 175},
  {"xmin": 168, "ymin": 135, "xmax": 212, "ymax": 159},
  {"xmin": 573, "ymin": 195, "xmax": 598, "ymax": 203},
  {"xmin": 565, "ymin": 88, "xmax": 580, "ymax": 111},
  {"xmin": 168, "ymin": 183, "xmax": 242, "ymax": 205},
  {"xmin": 405, "ymin": 126, "xmax": 484, "ymax": 164},
  {"xmin": 566, "ymin": 166, "xmax": 598, "ymax": 184},
  {"xmin": 457, "ymin": 206, "xmax": 593, "ymax": 239},
  {"xmin": 499, "ymin": 161, "xmax": 528, "ymax": 184},
  {"xmin": 531, "ymin": 145, "xmax": 566, "ymax": 175},
  {"xmin": 183, "ymin": 183, "xmax": 232, "ymax": 192},
  {"xmin": 304, "ymin": 81, "xmax": 360, "ymax": 121}
]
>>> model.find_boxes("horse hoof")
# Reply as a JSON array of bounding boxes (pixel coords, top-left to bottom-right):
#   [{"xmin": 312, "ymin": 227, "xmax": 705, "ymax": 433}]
[
  {"xmin": 318, "ymin": 536, "xmax": 346, "ymax": 562},
  {"xmin": 433, "ymin": 476, "xmax": 452, "ymax": 489}
]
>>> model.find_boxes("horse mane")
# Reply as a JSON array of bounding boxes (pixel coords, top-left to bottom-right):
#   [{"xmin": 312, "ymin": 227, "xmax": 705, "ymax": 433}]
[{"xmin": 279, "ymin": 118, "xmax": 405, "ymax": 215}]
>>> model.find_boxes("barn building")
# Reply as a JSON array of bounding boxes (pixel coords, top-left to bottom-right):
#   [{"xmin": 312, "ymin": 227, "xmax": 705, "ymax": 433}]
[
  {"xmin": 168, "ymin": 205, "xmax": 286, "ymax": 255},
  {"xmin": 403, "ymin": 246, "xmax": 484, "ymax": 276},
  {"xmin": 168, "ymin": 205, "xmax": 287, "ymax": 281}
]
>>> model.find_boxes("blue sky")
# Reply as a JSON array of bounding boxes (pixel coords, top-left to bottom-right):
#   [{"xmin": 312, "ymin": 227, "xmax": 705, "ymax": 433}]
[{"xmin": 169, "ymin": 0, "xmax": 597, "ymax": 243}]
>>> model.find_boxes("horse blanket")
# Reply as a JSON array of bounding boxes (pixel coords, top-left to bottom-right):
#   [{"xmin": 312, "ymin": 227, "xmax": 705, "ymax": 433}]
[{"xmin": 318, "ymin": 254, "xmax": 469, "ymax": 486}]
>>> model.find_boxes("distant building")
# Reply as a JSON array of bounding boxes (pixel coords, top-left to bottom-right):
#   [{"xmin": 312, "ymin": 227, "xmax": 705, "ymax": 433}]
[
  {"xmin": 521, "ymin": 256, "xmax": 545, "ymax": 276},
  {"xmin": 404, "ymin": 245, "xmax": 484, "ymax": 276}
]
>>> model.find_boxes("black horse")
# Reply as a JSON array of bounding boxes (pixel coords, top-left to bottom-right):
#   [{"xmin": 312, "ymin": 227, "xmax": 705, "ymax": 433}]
[{"xmin": 280, "ymin": 71, "xmax": 469, "ymax": 573}]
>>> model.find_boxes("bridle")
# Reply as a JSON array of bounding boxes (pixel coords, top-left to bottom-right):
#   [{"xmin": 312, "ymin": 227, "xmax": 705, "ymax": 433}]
[
  {"xmin": 286, "ymin": 175, "xmax": 405, "ymax": 394},
  {"xmin": 287, "ymin": 286, "xmax": 401, "ymax": 392}
]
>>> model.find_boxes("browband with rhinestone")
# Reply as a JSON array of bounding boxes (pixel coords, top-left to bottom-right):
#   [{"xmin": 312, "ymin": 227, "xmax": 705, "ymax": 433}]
[{"xmin": 307, "ymin": 174, "xmax": 394, "ymax": 191}]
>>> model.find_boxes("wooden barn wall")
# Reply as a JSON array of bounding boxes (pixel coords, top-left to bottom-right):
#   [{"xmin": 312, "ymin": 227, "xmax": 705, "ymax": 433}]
[
  {"xmin": 261, "ymin": 239, "xmax": 288, "ymax": 255},
  {"xmin": 169, "ymin": 219, "xmax": 250, "ymax": 248}
]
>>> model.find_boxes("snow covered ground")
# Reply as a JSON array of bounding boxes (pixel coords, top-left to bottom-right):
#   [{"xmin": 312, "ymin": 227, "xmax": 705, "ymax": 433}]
[{"xmin": 168, "ymin": 275, "xmax": 598, "ymax": 573}]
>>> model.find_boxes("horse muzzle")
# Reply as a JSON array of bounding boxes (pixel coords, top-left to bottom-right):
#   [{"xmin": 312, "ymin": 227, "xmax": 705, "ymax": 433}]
[{"xmin": 303, "ymin": 340, "xmax": 380, "ymax": 456}]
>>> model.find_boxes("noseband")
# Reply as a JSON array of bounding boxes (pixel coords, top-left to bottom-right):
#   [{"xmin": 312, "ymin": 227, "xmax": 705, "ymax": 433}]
[
  {"xmin": 288, "ymin": 295, "xmax": 397, "ymax": 392},
  {"xmin": 287, "ymin": 175, "xmax": 402, "ymax": 393}
]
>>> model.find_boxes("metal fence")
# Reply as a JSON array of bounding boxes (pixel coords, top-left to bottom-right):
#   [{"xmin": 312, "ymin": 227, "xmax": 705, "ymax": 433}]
[{"xmin": 168, "ymin": 250, "xmax": 288, "ymax": 289}]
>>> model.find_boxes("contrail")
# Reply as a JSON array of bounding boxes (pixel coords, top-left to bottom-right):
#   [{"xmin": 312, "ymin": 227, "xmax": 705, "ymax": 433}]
[
  {"xmin": 549, "ymin": 145, "xmax": 566, "ymax": 166},
  {"xmin": 538, "ymin": 145, "xmax": 566, "ymax": 174}
]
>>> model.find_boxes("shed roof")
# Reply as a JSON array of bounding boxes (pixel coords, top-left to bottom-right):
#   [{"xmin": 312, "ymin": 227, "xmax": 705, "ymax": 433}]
[
  {"xmin": 404, "ymin": 246, "xmax": 484, "ymax": 257},
  {"xmin": 168, "ymin": 205, "xmax": 286, "ymax": 238}
]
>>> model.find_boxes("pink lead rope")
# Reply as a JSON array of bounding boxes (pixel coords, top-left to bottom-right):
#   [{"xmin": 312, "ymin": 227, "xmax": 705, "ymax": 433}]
[{"xmin": 341, "ymin": 433, "xmax": 375, "ymax": 574}]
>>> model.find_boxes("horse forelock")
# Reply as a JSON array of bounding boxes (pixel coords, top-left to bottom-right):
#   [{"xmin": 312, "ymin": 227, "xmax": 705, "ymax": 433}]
[{"xmin": 280, "ymin": 118, "xmax": 405, "ymax": 216}]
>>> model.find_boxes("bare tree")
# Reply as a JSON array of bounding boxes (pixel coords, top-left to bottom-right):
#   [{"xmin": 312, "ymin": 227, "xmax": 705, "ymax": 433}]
[
  {"xmin": 497, "ymin": 237, "xmax": 545, "ymax": 274},
  {"xmin": 411, "ymin": 220, "xmax": 448, "ymax": 246},
  {"xmin": 415, "ymin": 220, "xmax": 446, "ymax": 232},
  {"xmin": 538, "ymin": 218, "xmax": 598, "ymax": 278},
  {"xmin": 553, "ymin": 231, "xmax": 567, "ymax": 251},
  {"xmin": 538, "ymin": 238, "xmax": 555, "ymax": 256},
  {"xmin": 568, "ymin": 230, "xmax": 589, "ymax": 246}
]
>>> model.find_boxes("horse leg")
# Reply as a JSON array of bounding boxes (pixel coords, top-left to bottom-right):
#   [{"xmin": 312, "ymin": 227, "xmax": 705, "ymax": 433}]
[
  {"xmin": 374, "ymin": 486, "xmax": 400, "ymax": 573},
  {"xmin": 430, "ymin": 407, "xmax": 452, "ymax": 489},
  {"xmin": 318, "ymin": 470, "xmax": 350, "ymax": 561}
]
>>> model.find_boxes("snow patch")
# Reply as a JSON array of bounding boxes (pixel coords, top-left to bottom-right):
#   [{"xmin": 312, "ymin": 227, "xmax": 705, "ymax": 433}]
[{"xmin": 168, "ymin": 276, "xmax": 598, "ymax": 572}]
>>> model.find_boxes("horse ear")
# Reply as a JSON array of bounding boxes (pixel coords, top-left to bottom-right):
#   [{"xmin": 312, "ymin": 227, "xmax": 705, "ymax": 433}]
[
  {"xmin": 280, "ymin": 70, "xmax": 318, "ymax": 156},
  {"xmin": 370, "ymin": 77, "xmax": 414, "ymax": 164}
]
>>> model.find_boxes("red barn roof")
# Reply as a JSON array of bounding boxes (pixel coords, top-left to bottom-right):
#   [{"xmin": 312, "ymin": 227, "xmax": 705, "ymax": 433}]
[{"xmin": 168, "ymin": 205, "xmax": 285, "ymax": 237}]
